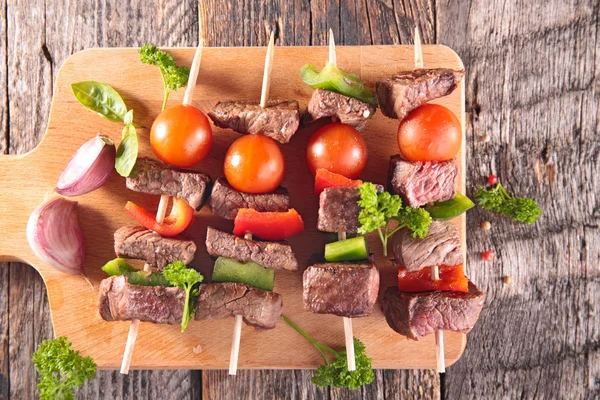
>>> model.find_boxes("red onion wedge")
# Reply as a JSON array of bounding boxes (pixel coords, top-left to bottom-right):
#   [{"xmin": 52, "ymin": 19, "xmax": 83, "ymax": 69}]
[
  {"xmin": 26, "ymin": 197, "xmax": 86, "ymax": 277},
  {"xmin": 56, "ymin": 134, "xmax": 116, "ymax": 196}
]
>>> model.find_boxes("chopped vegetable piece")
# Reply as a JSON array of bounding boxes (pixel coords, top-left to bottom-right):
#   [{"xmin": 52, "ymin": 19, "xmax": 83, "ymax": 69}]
[
  {"xmin": 301, "ymin": 63, "xmax": 377, "ymax": 106},
  {"xmin": 482, "ymin": 250, "xmax": 495, "ymax": 262},
  {"xmin": 139, "ymin": 44, "xmax": 190, "ymax": 111},
  {"xmin": 32, "ymin": 336, "xmax": 96, "ymax": 400},
  {"xmin": 314, "ymin": 168, "xmax": 362, "ymax": 194},
  {"xmin": 124, "ymin": 197, "xmax": 194, "ymax": 237},
  {"xmin": 232, "ymin": 208, "xmax": 304, "ymax": 241},
  {"xmin": 487, "ymin": 174, "xmax": 498, "ymax": 185},
  {"xmin": 424, "ymin": 192, "xmax": 475, "ymax": 220},
  {"xmin": 212, "ymin": 257, "xmax": 275, "ymax": 291},
  {"xmin": 162, "ymin": 261, "xmax": 204, "ymax": 332},
  {"xmin": 357, "ymin": 182, "xmax": 431, "ymax": 256},
  {"xmin": 475, "ymin": 183, "xmax": 542, "ymax": 224},
  {"xmin": 324, "ymin": 236, "xmax": 369, "ymax": 262},
  {"xmin": 397, "ymin": 265, "xmax": 468, "ymax": 293},
  {"xmin": 282, "ymin": 316, "xmax": 374, "ymax": 390},
  {"xmin": 101, "ymin": 258, "xmax": 172, "ymax": 287}
]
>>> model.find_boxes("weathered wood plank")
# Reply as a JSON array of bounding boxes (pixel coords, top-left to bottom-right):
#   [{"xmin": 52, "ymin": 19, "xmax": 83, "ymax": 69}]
[
  {"xmin": 0, "ymin": 0, "xmax": 6, "ymax": 155},
  {"xmin": 437, "ymin": 0, "xmax": 600, "ymax": 398}
]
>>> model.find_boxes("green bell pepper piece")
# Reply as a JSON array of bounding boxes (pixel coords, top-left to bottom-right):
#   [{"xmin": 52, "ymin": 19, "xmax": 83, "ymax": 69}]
[
  {"xmin": 101, "ymin": 258, "xmax": 172, "ymax": 287},
  {"xmin": 425, "ymin": 192, "xmax": 475, "ymax": 220},
  {"xmin": 324, "ymin": 236, "xmax": 369, "ymax": 262},
  {"xmin": 212, "ymin": 257, "xmax": 274, "ymax": 292}
]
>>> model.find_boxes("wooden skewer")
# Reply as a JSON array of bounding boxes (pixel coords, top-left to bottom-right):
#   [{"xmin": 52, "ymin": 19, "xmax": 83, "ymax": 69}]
[
  {"xmin": 327, "ymin": 29, "xmax": 356, "ymax": 371},
  {"xmin": 414, "ymin": 25, "xmax": 445, "ymax": 373},
  {"xmin": 120, "ymin": 41, "xmax": 205, "ymax": 375}
]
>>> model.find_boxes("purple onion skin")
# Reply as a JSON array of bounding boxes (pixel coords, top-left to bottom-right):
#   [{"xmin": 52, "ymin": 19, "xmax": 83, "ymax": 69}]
[
  {"xmin": 26, "ymin": 197, "xmax": 86, "ymax": 276},
  {"xmin": 56, "ymin": 135, "xmax": 116, "ymax": 196}
]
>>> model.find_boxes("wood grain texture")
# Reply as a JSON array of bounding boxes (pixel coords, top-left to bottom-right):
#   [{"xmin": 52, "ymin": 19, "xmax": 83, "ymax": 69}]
[{"xmin": 437, "ymin": 0, "xmax": 600, "ymax": 399}]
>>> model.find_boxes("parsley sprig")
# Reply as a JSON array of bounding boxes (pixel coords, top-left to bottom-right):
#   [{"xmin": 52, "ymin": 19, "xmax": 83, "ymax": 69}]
[
  {"xmin": 282, "ymin": 316, "xmax": 374, "ymax": 390},
  {"xmin": 475, "ymin": 183, "xmax": 542, "ymax": 224},
  {"xmin": 163, "ymin": 261, "xmax": 204, "ymax": 332},
  {"xmin": 32, "ymin": 337, "xmax": 96, "ymax": 400},
  {"xmin": 357, "ymin": 182, "xmax": 432, "ymax": 256},
  {"xmin": 139, "ymin": 44, "xmax": 190, "ymax": 111}
]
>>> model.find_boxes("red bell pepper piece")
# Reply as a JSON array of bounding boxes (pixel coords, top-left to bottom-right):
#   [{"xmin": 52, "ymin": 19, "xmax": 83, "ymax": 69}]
[
  {"xmin": 233, "ymin": 208, "xmax": 304, "ymax": 241},
  {"xmin": 125, "ymin": 197, "xmax": 194, "ymax": 237},
  {"xmin": 397, "ymin": 264, "xmax": 469, "ymax": 293},
  {"xmin": 314, "ymin": 168, "xmax": 362, "ymax": 194}
]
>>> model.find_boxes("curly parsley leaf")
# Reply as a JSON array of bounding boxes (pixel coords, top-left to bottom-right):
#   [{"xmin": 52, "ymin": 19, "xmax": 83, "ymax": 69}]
[
  {"xmin": 282, "ymin": 316, "xmax": 374, "ymax": 390},
  {"xmin": 163, "ymin": 261, "xmax": 204, "ymax": 332},
  {"xmin": 32, "ymin": 337, "xmax": 96, "ymax": 400},
  {"xmin": 475, "ymin": 183, "xmax": 542, "ymax": 224},
  {"xmin": 139, "ymin": 44, "xmax": 190, "ymax": 111},
  {"xmin": 357, "ymin": 182, "xmax": 431, "ymax": 256}
]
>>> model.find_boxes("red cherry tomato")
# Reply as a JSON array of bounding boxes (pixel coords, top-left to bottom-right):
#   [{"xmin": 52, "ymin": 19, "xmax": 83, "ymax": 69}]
[
  {"xmin": 150, "ymin": 104, "xmax": 212, "ymax": 168},
  {"xmin": 397, "ymin": 104, "xmax": 461, "ymax": 161},
  {"xmin": 224, "ymin": 135, "xmax": 285, "ymax": 194},
  {"xmin": 306, "ymin": 123, "xmax": 368, "ymax": 179},
  {"xmin": 482, "ymin": 250, "xmax": 495, "ymax": 262},
  {"xmin": 488, "ymin": 174, "xmax": 498, "ymax": 185}
]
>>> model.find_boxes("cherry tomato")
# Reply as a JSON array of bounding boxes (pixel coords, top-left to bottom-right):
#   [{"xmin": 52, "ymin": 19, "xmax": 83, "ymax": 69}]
[
  {"xmin": 224, "ymin": 134, "xmax": 285, "ymax": 194},
  {"xmin": 150, "ymin": 104, "xmax": 212, "ymax": 168},
  {"xmin": 306, "ymin": 122, "xmax": 368, "ymax": 179},
  {"xmin": 488, "ymin": 174, "xmax": 498, "ymax": 185},
  {"xmin": 482, "ymin": 250, "xmax": 495, "ymax": 262},
  {"xmin": 397, "ymin": 104, "xmax": 461, "ymax": 161}
]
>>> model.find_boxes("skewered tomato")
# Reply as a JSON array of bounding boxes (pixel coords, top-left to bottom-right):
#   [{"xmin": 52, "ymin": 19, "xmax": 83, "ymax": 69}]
[
  {"xmin": 125, "ymin": 197, "xmax": 194, "ymax": 237},
  {"xmin": 306, "ymin": 122, "xmax": 368, "ymax": 179},
  {"xmin": 150, "ymin": 104, "xmax": 212, "ymax": 168},
  {"xmin": 224, "ymin": 134, "xmax": 285, "ymax": 194},
  {"xmin": 397, "ymin": 104, "xmax": 461, "ymax": 162}
]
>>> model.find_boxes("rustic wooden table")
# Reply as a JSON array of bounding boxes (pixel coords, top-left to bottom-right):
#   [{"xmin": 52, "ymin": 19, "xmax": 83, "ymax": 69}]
[{"xmin": 0, "ymin": 1, "xmax": 598, "ymax": 399}]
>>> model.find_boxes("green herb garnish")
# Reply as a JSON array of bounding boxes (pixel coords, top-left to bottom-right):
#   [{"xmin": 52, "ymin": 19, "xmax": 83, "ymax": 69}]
[
  {"xmin": 162, "ymin": 261, "xmax": 204, "ymax": 332},
  {"xmin": 357, "ymin": 182, "xmax": 431, "ymax": 256},
  {"xmin": 32, "ymin": 337, "xmax": 96, "ymax": 400},
  {"xmin": 282, "ymin": 316, "xmax": 374, "ymax": 390},
  {"xmin": 475, "ymin": 183, "xmax": 542, "ymax": 224},
  {"xmin": 139, "ymin": 44, "xmax": 190, "ymax": 111},
  {"xmin": 115, "ymin": 109, "xmax": 138, "ymax": 177}
]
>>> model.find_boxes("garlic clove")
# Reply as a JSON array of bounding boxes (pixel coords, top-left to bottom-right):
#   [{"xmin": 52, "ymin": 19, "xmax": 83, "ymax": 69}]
[
  {"xmin": 56, "ymin": 134, "xmax": 116, "ymax": 197},
  {"xmin": 26, "ymin": 196, "xmax": 86, "ymax": 276}
]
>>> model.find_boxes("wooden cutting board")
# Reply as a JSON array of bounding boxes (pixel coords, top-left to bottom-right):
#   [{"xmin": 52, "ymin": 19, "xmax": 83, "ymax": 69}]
[{"xmin": 0, "ymin": 45, "xmax": 467, "ymax": 370}]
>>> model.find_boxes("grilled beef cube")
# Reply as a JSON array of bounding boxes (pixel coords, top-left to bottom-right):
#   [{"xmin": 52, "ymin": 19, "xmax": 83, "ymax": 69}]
[
  {"xmin": 195, "ymin": 282, "xmax": 283, "ymax": 329},
  {"xmin": 208, "ymin": 100, "xmax": 300, "ymax": 144},
  {"xmin": 126, "ymin": 157, "xmax": 212, "ymax": 210},
  {"xmin": 209, "ymin": 178, "xmax": 290, "ymax": 220},
  {"xmin": 382, "ymin": 282, "xmax": 484, "ymax": 340},
  {"xmin": 98, "ymin": 275, "xmax": 185, "ymax": 325},
  {"xmin": 392, "ymin": 221, "xmax": 463, "ymax": 272},
  {"xmin": 305, "ymin": 88, "xmax": 376, "ymax": 131},
  {"xmin": 318, "ymin": 185, "xmax": 383, "ymax": 233},
  {"xmin": 388, "ymin": 155, "xmax": 457, "ymax": 208},
  {"xmin": 114, "ymin": 225, "xmax": 196, "ymax": 270},
  {"xmin": 303, "ymin": 262, "xmax": 380, "ymax": 317},
  {"xmin": 205, "ymin": 227, "xmax": 298, "ymax": 271},
  {"xmin": 376, "ymin": 68, "xmax": 465, "ymax": 120}
]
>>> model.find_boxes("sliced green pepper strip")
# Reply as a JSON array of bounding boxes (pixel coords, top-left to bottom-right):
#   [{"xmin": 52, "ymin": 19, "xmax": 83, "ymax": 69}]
[
  {"xmin": 425, "ymin": 192, "xmax": 475, "ymax": 220},
  {"xmin": 301, "ymin": 63, "xmax": 378, "ymax": 107},
  {"xmin": 325, "ymin": 236, "xmax": 369, "ymax": 262},
  {"xmin": 101, "ymin": 258, "xmax": 172, "ymax": 287},
  {"xmin": 212, "ymin": 257, "xmax": 274, "ymax": 292}
]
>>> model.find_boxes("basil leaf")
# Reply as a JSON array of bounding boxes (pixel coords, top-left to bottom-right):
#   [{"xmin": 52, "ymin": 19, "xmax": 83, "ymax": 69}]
[
  {"xmin": 124, "ymin": 109, "xmax": 134, "ymax": 126},
  {"xmin": 71, "ymin": 81, "xmax": 128, "ymax": 123},
  {"xmin": 115, "ymin": 132, "xmax": 138, "ymax": 177}
]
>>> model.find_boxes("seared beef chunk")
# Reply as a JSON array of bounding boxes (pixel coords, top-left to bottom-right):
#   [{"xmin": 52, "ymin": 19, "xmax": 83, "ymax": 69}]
[
  {"xmin": 392, "ymin": 221, "xmax": 463, "ymax": 272},
  {"xmin": 195, "ymin": 282, "xmax": 282, "ymax": 329},
  {"xmin": 318, "ymin": 185, "xmax": 383, "ymax": 233},
  {"xmin": 98, "ymin": 275, "xmax": 185, "ymax": 324},
  {"xmin": 388, "ymin": 154, "xmax": 457, "ymax": 208},
  {"xmin": 205, "ymin": 227, "xmax": 298, "ymax": 271},
  {"xmin": 303, "ymin": 262, "xmax": 379, "ymax": 317},
  {"xmin": 126, "ymin": 158, "xmax": 212, "ymax": 210},
  {"xmin": 114, "ymin": 225, "xmax": 196, "ymax": 270},
  {"xmin": 376, "ymin": 68, "xmax": 465, "ymax": 120},
  {"xmin": 382, "ymin": 282, "xmax": 484, "ymax": 340},
  {"xmin": 209, "ymin": 178, "xmax": 290, "ymax": 220},
  {"xmin": 305, "ymin": 89, "xmax": 376, "ymax": 131},
  {"xmin": 208, "ymin": 100, "xmax": 300, "ymax": 144}
]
